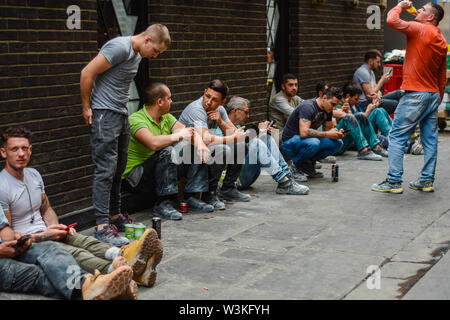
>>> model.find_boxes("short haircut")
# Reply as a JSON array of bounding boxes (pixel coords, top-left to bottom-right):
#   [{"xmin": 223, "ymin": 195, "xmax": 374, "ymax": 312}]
[
  {"xmin": 208, "ymin": 79, "xmax": 229, "ymax": 100},
  {"xmin": 282, "ymin": 73, "xmax": 298, "ymax": 85},
  {"xmin": 226, "ymin": 96, "xmax": 250, "ymax": 113},
  {"xmin": 315, "ymin": 80, "xmax": 329, "ymax": 96},
  {"xmin": 364, "ymin": 49, "xmax": 382, "ymax": 62},
  {"xmin": 142, "ymin": 24, "xmax": 171, "ymax": 47},
  {"xmin": 146, "ymin": 82, "xmax": 168, "ymax": 106},
  {"xmin": 323, "ymin": 87, "xmax": 343, "ymax": 100},
  {"xmin": 429, "ymin": 3, "xmax": 444, "ymax": 25},
  {"xmin": 1, "ymin": 126, "xmax": 32, "ymax": 147},
  {"xmin": 343, "ymin": 82, "xmax": 363, "ymax": 97}
]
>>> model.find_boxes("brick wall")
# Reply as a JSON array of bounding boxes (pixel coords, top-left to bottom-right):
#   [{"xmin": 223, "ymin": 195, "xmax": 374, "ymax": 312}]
[
  {"xmin": 147, "ymin": 0, "xmax": 268, "ymax": 122},
  {"xmin": 289, "ymin": 0, "xmax": 385, "ymax": 99},
  {"xmin": 0, "ymin": 0, "xmax": 98, "ymax": 216}
]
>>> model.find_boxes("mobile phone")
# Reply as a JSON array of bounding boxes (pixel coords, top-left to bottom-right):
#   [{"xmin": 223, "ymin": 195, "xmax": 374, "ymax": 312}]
[
  {"xmin": 64, "ymin": 222, "xmax": 78, "ymax": 231},
  {"xmin": 343, "ymin": 129, "xmax": 351, "ymax": 134},
  {"xmin": 270, "ymin": 119, "xmax": 277, "ymax": 127},
  {"xmin": 14, "ymin": 234, "xmax": 31, "ymax": 250}
]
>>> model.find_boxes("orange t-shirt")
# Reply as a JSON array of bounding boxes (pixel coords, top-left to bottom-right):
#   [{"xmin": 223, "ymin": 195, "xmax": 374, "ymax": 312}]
[{"xmin": 387, "ymin": 6, "xmax": 448, "ymax": 100}]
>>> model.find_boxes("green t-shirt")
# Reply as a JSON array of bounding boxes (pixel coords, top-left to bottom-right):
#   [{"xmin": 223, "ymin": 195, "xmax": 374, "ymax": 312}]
[{"xmin": 122, "ymin": 107, "xmax": 177, "ymax": 178}]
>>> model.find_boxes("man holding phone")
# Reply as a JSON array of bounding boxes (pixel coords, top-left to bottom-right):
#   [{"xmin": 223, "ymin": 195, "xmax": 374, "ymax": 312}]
[
  {"xmin": 0, "ymin": 126, "xmax": 163, "ymax": 289},
  {"xmin": 216, "ymin": 96, "xmax": 309, "ymax": 195}
]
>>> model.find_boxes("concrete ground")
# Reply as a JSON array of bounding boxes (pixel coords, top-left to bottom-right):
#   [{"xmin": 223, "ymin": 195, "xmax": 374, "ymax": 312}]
[{"xmin": 2, "ymin": 131, "xmax": 450, "ymax": 300}]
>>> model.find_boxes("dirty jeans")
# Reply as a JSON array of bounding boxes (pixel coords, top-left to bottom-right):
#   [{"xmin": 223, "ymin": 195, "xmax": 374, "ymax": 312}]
[
  {"xmin": 207, "ymin": 142, "xmax": 246, "ymax": 192},
  {"xmin": 90, "ymin": 109, "xmax": 130, "ymax": 226},
  {"xmin": 0, "ymin": 258, "xmax": 61, "ymax": 298},
  {"xmin": 368, "ymin": 107, "xmax": 392, "ymax": 137},
  {"xmin": 239, "ymin": 133, "xmax": 290, "ymax": 189},
  {"xmin": 387, "ymin": 91, "xmax": 440, "ymax": 183},
  {"xmin": 59, "ymin": 233, "xmax": 113, "ymax": 275},
  {"xmin": 15, "ymin": 241, "xmax": 87, "ymax": 300},
  {"xmin": 282, "ymin": 135, "xmax": 343, "ymax": 164},
  {"xmin": 336, "ymin": 113, "xmax": 380, "ymax": 153},
  {"xmin": 126, "ymin": 144, "xmax": 208, "ymax": 196}
]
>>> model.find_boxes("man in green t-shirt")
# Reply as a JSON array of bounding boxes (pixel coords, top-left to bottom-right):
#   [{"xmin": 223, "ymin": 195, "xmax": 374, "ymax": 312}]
[{"xmin": 123, "ymin": 83, "xmax": 213, "ymax": 220}]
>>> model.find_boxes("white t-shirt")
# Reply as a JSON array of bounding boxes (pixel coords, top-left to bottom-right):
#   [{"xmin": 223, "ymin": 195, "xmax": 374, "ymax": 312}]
[{"xmin": 0, "ymin": 168, "xmax": 47, "ymax": 234}]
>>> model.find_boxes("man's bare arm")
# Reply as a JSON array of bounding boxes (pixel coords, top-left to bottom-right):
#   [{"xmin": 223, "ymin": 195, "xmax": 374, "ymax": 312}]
[
  {"xmin": 299, "ymin": 118, "xmax": 327, "ymax": 138},
  {"xmin": 40, "ymin": 194, "xmax": 59, "ymax": 226}
]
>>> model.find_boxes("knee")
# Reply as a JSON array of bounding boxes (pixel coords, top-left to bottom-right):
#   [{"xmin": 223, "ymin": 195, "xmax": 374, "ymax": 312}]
[
  {"xmin": 343, "ymin": 114, "xmax": 358, "ymax": 127},
  {"xmin": 354, "ymin": 112, "xmax": 369, "ymax": 126},
  {"xmin": 305, "ymin": 138, "xmax": 321, "ymax": 152}
]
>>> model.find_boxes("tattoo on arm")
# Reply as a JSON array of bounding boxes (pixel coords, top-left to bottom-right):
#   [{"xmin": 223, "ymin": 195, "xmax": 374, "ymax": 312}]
[
  {"xmin": 40, "ymin": 195, "xmax": 49, "ymax": 214},
  {"xmin": 33, "ymin": 233, "xmax": 58, "ymax": 243},
  {"xmin": 307, "ymin": 129, "xmax": 327, "ymax": 138}
]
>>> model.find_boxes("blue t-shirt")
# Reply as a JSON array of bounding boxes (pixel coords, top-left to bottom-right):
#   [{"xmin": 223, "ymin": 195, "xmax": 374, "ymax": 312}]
[{"xmin": 282, "ymin": 99, "xmax": 332, "ymax": 141}]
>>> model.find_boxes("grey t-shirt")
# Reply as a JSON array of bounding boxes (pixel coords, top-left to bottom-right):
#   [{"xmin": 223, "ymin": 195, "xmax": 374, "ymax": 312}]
[
  {"xmin": 269, "ymin": 91, "xmax": 302, "ymax": 130},
  {"xmin": 178, "ymin": 96, "xmax": 231, "ymax": 133},
  {"xmin": 0, "ymin": 168, "xmax": 47, "ymax": 235},
  {"xmin": 0, "ymin": 205, "xmax": 9, "ymax": 232},
  {"xmin": 352, "ymin": 64, "xmax": 376, "ymax": 103},
  {"xmin": 90, "ymin": 36, "xmax": 142, "ymax": 115}
]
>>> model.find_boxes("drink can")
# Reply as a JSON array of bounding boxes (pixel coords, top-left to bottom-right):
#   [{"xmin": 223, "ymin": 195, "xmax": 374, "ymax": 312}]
[
  {"xmin": 124, "ymin": 224, "xmax": 135, "ymax": 239},
  {"xmin": 152, "ymin": 217, "xmax": 161, "ymax": 240},
  {"xmin": 331, "ymin": 164, "xmax": 339, "ymax": 182},
  {"xmin": 133, "ymin": 223, "xmax": 146, "ymax": 240},
  {"xmin": 179, "ymin": 202, "xmax": 188, "ymax": 214}
]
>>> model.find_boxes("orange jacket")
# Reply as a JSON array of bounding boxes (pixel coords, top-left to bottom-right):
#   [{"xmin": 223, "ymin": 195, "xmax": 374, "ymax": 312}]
[{"xmin": 387, "ymin": 6, "xmax": 448, "ymax": 101}]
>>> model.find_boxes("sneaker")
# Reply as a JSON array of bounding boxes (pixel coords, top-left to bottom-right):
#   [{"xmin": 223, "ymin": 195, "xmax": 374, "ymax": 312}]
[
  {"xmin": 372, "ymin": 146, "xmax": 388, "ymax": 158},
  {"xmin": 297, "ymin": 160, "xmax": 324, "ymax": 178},
  {"xmin": 81, "ymin": 266, "xmax": 133, "ymax": 300},
  {"xmin": 153, "ymin": 200, "xmax": 182, "ymax": 220},
  {"xmin": 411, "ymin": 139, "xmax": 424, "ymax": 155},
  {"xmin": 318, "ymin": 156, "xmax": 336, "ymax": 164},
  {"xmin": 119, "ymin": 228, "xmax": 162, "ymax": 277},
  {"xmin": 219, "ymin": 187, "xmax": 251, "ymax": 202},
  {"xmin": 314, "ymin": 162, "xmax": 322, "ymax": 169},
  {"xmin": 357, "ymin": 149, "xmax": 382, "ymax": 161},
  {"xmin": 205, "ymin": 193, "xmax": 226, "ymax": 210},
  {"xmin": 186, "ymin": 197, "xmax": 214, "ymax": 213},
  {"xmin": 409, "ymin": 180, "xmax": 434, "ymax": 192},
  {"xmin": 371, "ymin": 180, "xmax": 403, "ymax": 194},
  {"xmin": 94, "ymin": 224, "xmax": 130, "ymax": 247},
  {"xmin": 289, "ymin": 165, "xmax": 308, "ymax": 182},
  {"xmin": 110, "ymin": 212, "xmax": 133, "ymax": 232},
  {"xmin": 135, "ymin": 240, "xmax": 164, "ymax": 287},
  {"xmin": 276, "ymin": 179, "xmax": 309, "ymax": 195}
]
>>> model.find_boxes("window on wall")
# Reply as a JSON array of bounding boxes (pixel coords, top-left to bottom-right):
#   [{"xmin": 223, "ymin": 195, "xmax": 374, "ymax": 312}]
[{"xmin": 97, "ymin": 0, "xmax": 148, "ymax": 114}]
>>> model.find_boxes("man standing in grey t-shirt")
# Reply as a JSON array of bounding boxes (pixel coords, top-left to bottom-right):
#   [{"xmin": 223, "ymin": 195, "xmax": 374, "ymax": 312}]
[{"xmin": 80, "ymin": 24, "xmax": 171, "ymax": 245}]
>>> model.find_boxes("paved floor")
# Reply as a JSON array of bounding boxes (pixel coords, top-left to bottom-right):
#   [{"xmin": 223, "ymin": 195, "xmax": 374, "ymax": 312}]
[{"xmin": 2, "ymin": 131, "xmax": 450, "ymax": 300}]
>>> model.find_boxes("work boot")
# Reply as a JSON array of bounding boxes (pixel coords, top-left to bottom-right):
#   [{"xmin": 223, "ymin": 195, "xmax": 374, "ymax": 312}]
[
  {"xmin": 111, "ymin": 256, "xmax": 138, "ymax": 300},
  {"xmin": 357, "ymin": 149, "xmax": 382, "ymax": 161},
  {"xmin": 219, "ymin": 187, "xmax": 251, "ymax": 202},
  {"xmin": 81, "ymin": 266, "xmax": 133, "ymax": 300},
  {"xmin": 318, "ymin": 155, "xmax": 336, "ymax": 164},
  {"xmin": 94, "ymin": 224, "xmax": 130, "ymax": 247},
  {"xmin": 276, "ymin": 179, "xmax": 309, "ymax": 195},
  {"xmin": 110, "ymin": 212, "xmax": 134, "ymax": 232},
  {"xmin": 119, "ymin": 229, "xmax": 162, "ymax": 276},
  {"xmin": 409, "ymin": 180, "xmax": 434, "ymax": 192},
  {"xmin": 204, "ymin": 192, "xmax": 226, "ymax": 210},
  {"xmin": 296, "ymin": 160, "xmax": 324, "ymax": 178},
  {"xmin": 153, "ymin": 200, "xmax": 182, "ymax": 220},
  {"xmin": 186, "ymin": 197, "xmax": 214, "ymax": 213},
  {"xmin": 371, "ymin": 179, "xmax": 403, "ymax": 194},
  {"xmin": 135, "ymin": 240, "xmax": 164, "ymax": 287},
  {"xmin": 289, "ymin": 165, "xmax": 308, "ymax": 182}
]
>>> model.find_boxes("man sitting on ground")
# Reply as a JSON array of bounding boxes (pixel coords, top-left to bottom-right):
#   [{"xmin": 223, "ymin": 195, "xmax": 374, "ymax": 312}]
[
  {"xmin": 281, "ymin": 87, "xmax": 345, "ymax": 178},
  {"xmin": 216, "ymin": 96, "xmax": 309, "ymax": 195},
  {"xmin": 0, "ymin": 126, "xmax": 162, "ymax": 292},
  {"xmin": 178, "ymin": 79, "xmax": 250, "ymax": 210},
  {"xmin": 123, "ymin": 82, "xmax": 213, "ymax": 220}
]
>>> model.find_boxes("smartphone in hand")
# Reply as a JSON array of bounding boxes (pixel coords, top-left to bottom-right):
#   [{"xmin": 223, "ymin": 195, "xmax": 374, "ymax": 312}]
[{"xmin": 13, "ymin": 234, "xmax": 31, "ymax": 250}]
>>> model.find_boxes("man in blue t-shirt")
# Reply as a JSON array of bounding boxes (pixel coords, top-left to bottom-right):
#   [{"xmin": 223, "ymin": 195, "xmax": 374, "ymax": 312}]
[{"xmin": 282, "ymin": 87, "xmax": 345, "ymax": 178}]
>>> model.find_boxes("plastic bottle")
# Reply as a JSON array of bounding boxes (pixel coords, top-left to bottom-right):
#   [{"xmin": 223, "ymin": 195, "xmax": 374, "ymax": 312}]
[{"xmin": 406, "ymin": 6, "xmax": 417, "ymax": 16}]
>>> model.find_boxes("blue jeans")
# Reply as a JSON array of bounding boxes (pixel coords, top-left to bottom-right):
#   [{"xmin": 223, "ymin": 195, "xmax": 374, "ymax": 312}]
[
  {"xmin": 387, "ymin": 91, "xmax": 440, "ymax": 183},
  {"xmin": 239, "ymin": 134, "xmax": 290, "ymax": 189},
  {"xmin": 15, "ymin": 241, "xmax": 87, "ymax": 300},
  {"xmin": 368, "ymin": 107, "xmax": 392, "ymax": 137},
  {"xmin": 281, "ymin": 135, "xmax": 343, "ymax": 164}
]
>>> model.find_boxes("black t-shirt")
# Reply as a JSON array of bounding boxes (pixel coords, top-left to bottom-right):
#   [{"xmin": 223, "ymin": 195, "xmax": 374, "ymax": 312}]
[{"xmin": 282, "ymin": 98, "xmax": 333, "ymax": 141}]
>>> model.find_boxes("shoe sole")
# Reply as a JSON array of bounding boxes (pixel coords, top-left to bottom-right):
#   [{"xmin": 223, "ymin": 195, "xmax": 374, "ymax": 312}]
[
  {"xmin": 409, "ymin": 185, "xmax": 434, "ymax": 192},
  {"xmin": 371, "ymin": 187, "xmax": 403, "ymax": 194},
  {"xmin": 137, "ymin": 240, "xmax": 163, "ymax": 287},
  {"xmin": 86, "ymin": 266, "xmax": 133, "ymax": 300},
  {"xmin": 219, "ymin": 195, "xmax": 251, "ymax": 202},
  {"xmin": 128, "ymin": 229, "xmax": 162, "ymax": 278}
]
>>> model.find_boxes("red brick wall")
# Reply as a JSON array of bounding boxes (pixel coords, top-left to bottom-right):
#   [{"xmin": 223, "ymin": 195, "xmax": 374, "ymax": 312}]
[{"xmin": 289, "ymin": 0, "xmax": 385, "ymax": 99}]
